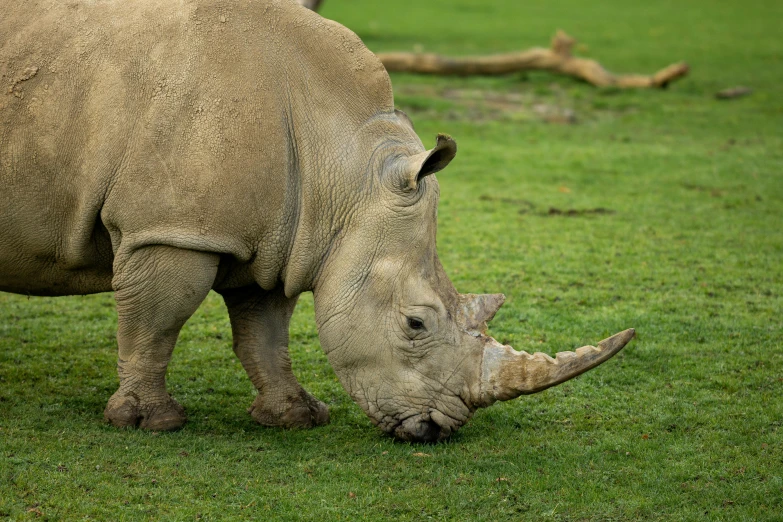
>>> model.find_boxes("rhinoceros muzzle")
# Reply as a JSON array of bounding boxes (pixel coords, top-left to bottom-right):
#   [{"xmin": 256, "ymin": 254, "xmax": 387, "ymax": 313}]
[{"xmin": 393, "ymin": 413, "xmax": 447, "ymax": 443}]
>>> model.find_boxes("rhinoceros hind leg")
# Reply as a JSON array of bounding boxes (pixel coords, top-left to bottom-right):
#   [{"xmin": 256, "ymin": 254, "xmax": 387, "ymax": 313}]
[
  {"xmin": 220, "ymin": 284, "xmax": 330, "ymax": 429},
  {"xmin": 105, "ymin": 245, "xmax": 220, "ymax": 430}
]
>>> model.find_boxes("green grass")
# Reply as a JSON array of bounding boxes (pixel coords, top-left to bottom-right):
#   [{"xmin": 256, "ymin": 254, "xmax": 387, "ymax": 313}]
[{"xmin": 2, "ymin": 0, "xmax": 782, "ymax": 520}]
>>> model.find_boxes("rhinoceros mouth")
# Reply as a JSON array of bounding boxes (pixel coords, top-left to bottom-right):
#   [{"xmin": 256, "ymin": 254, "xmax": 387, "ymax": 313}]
[
  {"xmin": 392, "ymin": 412, "xmax": 448, "ymax": 443},
  {"xmin": 388, "ymin": 398, "xmax": 473, "ymax": 442}
]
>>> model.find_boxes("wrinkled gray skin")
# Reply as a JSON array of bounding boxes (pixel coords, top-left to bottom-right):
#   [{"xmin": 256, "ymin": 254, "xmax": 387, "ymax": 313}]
[{"xmin": 0, "ymin": 0, "xmax": 633, "ymax": 441}]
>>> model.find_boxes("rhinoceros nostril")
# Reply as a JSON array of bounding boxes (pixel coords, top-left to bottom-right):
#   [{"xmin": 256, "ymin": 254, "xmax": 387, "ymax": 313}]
[
  {"xmin": 393, "ymin": 415, "xmax": 442, "ymax": 443},
  {"xmin": 416, "ymin": 419, "xmax": 441, "ymax": 442}
]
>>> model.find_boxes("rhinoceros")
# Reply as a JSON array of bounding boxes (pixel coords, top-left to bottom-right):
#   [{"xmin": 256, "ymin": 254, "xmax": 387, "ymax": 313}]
[{"xmin": 0, "ymin": 0, "xmax": 634, "ymax": 441}]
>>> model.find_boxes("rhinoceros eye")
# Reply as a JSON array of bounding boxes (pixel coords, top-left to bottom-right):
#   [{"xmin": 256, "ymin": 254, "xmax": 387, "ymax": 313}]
[{"xmin": 407, "ymin": 317, "xmax": 425, "ymax": 330}]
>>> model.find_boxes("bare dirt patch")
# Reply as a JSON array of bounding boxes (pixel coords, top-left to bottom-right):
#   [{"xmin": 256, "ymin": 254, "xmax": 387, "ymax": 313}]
[
  {"xmin": 394, "ymin": 83, "xmax": 633, "ymax": 124},
  {"xmin": 395, "ymin": 84, "xmax": 581, "ymax": 124}
]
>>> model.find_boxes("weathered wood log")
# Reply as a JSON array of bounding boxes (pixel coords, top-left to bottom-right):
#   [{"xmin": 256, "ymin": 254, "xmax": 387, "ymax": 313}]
[{"xmin": 377, "ymin": 31, "xmax": 689, "ymax": 89}]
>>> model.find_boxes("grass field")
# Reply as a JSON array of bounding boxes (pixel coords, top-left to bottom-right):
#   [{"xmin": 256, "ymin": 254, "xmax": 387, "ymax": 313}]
[{"xmin": 2, "ymin": 0, "xmax": 782, "ymax": 520}]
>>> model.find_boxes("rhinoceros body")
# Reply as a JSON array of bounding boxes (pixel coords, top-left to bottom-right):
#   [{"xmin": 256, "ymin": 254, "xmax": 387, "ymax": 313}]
[{"xmin": 1, "ymin": 0, "xmax": 633, "ymax": 441}]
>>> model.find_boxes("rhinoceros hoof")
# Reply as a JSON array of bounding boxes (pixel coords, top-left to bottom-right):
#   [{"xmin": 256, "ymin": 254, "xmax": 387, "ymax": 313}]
[
  {"xmin": 248, "ymin": 390, "xmax": 330, "ymax": 429},
  {"xmin": 104, "ymin": 391, "xmax": 186, "ymax": 431}
]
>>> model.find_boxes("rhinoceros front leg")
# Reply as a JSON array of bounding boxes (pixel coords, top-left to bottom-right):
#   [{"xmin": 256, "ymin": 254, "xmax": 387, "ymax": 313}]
[
  {"xmin": 219, "ymin": 285, "xmax": 329, "ymax": 428},
  {"xmin": 105, "ymin": 245, "xmax": 219, "ymax": 430}
]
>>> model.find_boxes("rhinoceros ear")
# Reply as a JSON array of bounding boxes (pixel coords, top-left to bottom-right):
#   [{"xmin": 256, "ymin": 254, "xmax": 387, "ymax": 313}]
[{"xmin": 401, "ymin": 134, "xmax": 457, "ymax": 191}]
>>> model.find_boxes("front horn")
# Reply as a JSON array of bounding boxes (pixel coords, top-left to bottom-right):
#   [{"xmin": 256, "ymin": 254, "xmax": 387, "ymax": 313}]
[{"xmin": 478, "ymin": 328, "xmax": 635, "ymax": 405}]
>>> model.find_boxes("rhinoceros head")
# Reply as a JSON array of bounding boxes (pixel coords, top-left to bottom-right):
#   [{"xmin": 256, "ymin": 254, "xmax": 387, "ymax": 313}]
[{"xmin": 312, "ymin": 120, "xmax": 634, "ymax": 442}]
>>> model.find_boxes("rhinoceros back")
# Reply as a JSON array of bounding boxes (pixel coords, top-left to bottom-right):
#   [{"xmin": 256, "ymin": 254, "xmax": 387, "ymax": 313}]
[{"xmin": 0, "ymin": 0, "xmax": 394, "ymax": 296}]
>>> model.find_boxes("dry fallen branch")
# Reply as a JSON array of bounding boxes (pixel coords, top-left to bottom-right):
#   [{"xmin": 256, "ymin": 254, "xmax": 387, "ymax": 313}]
[{"xmin": 377, "ymin": 31, "xmax": 689, "ymax": 89}]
